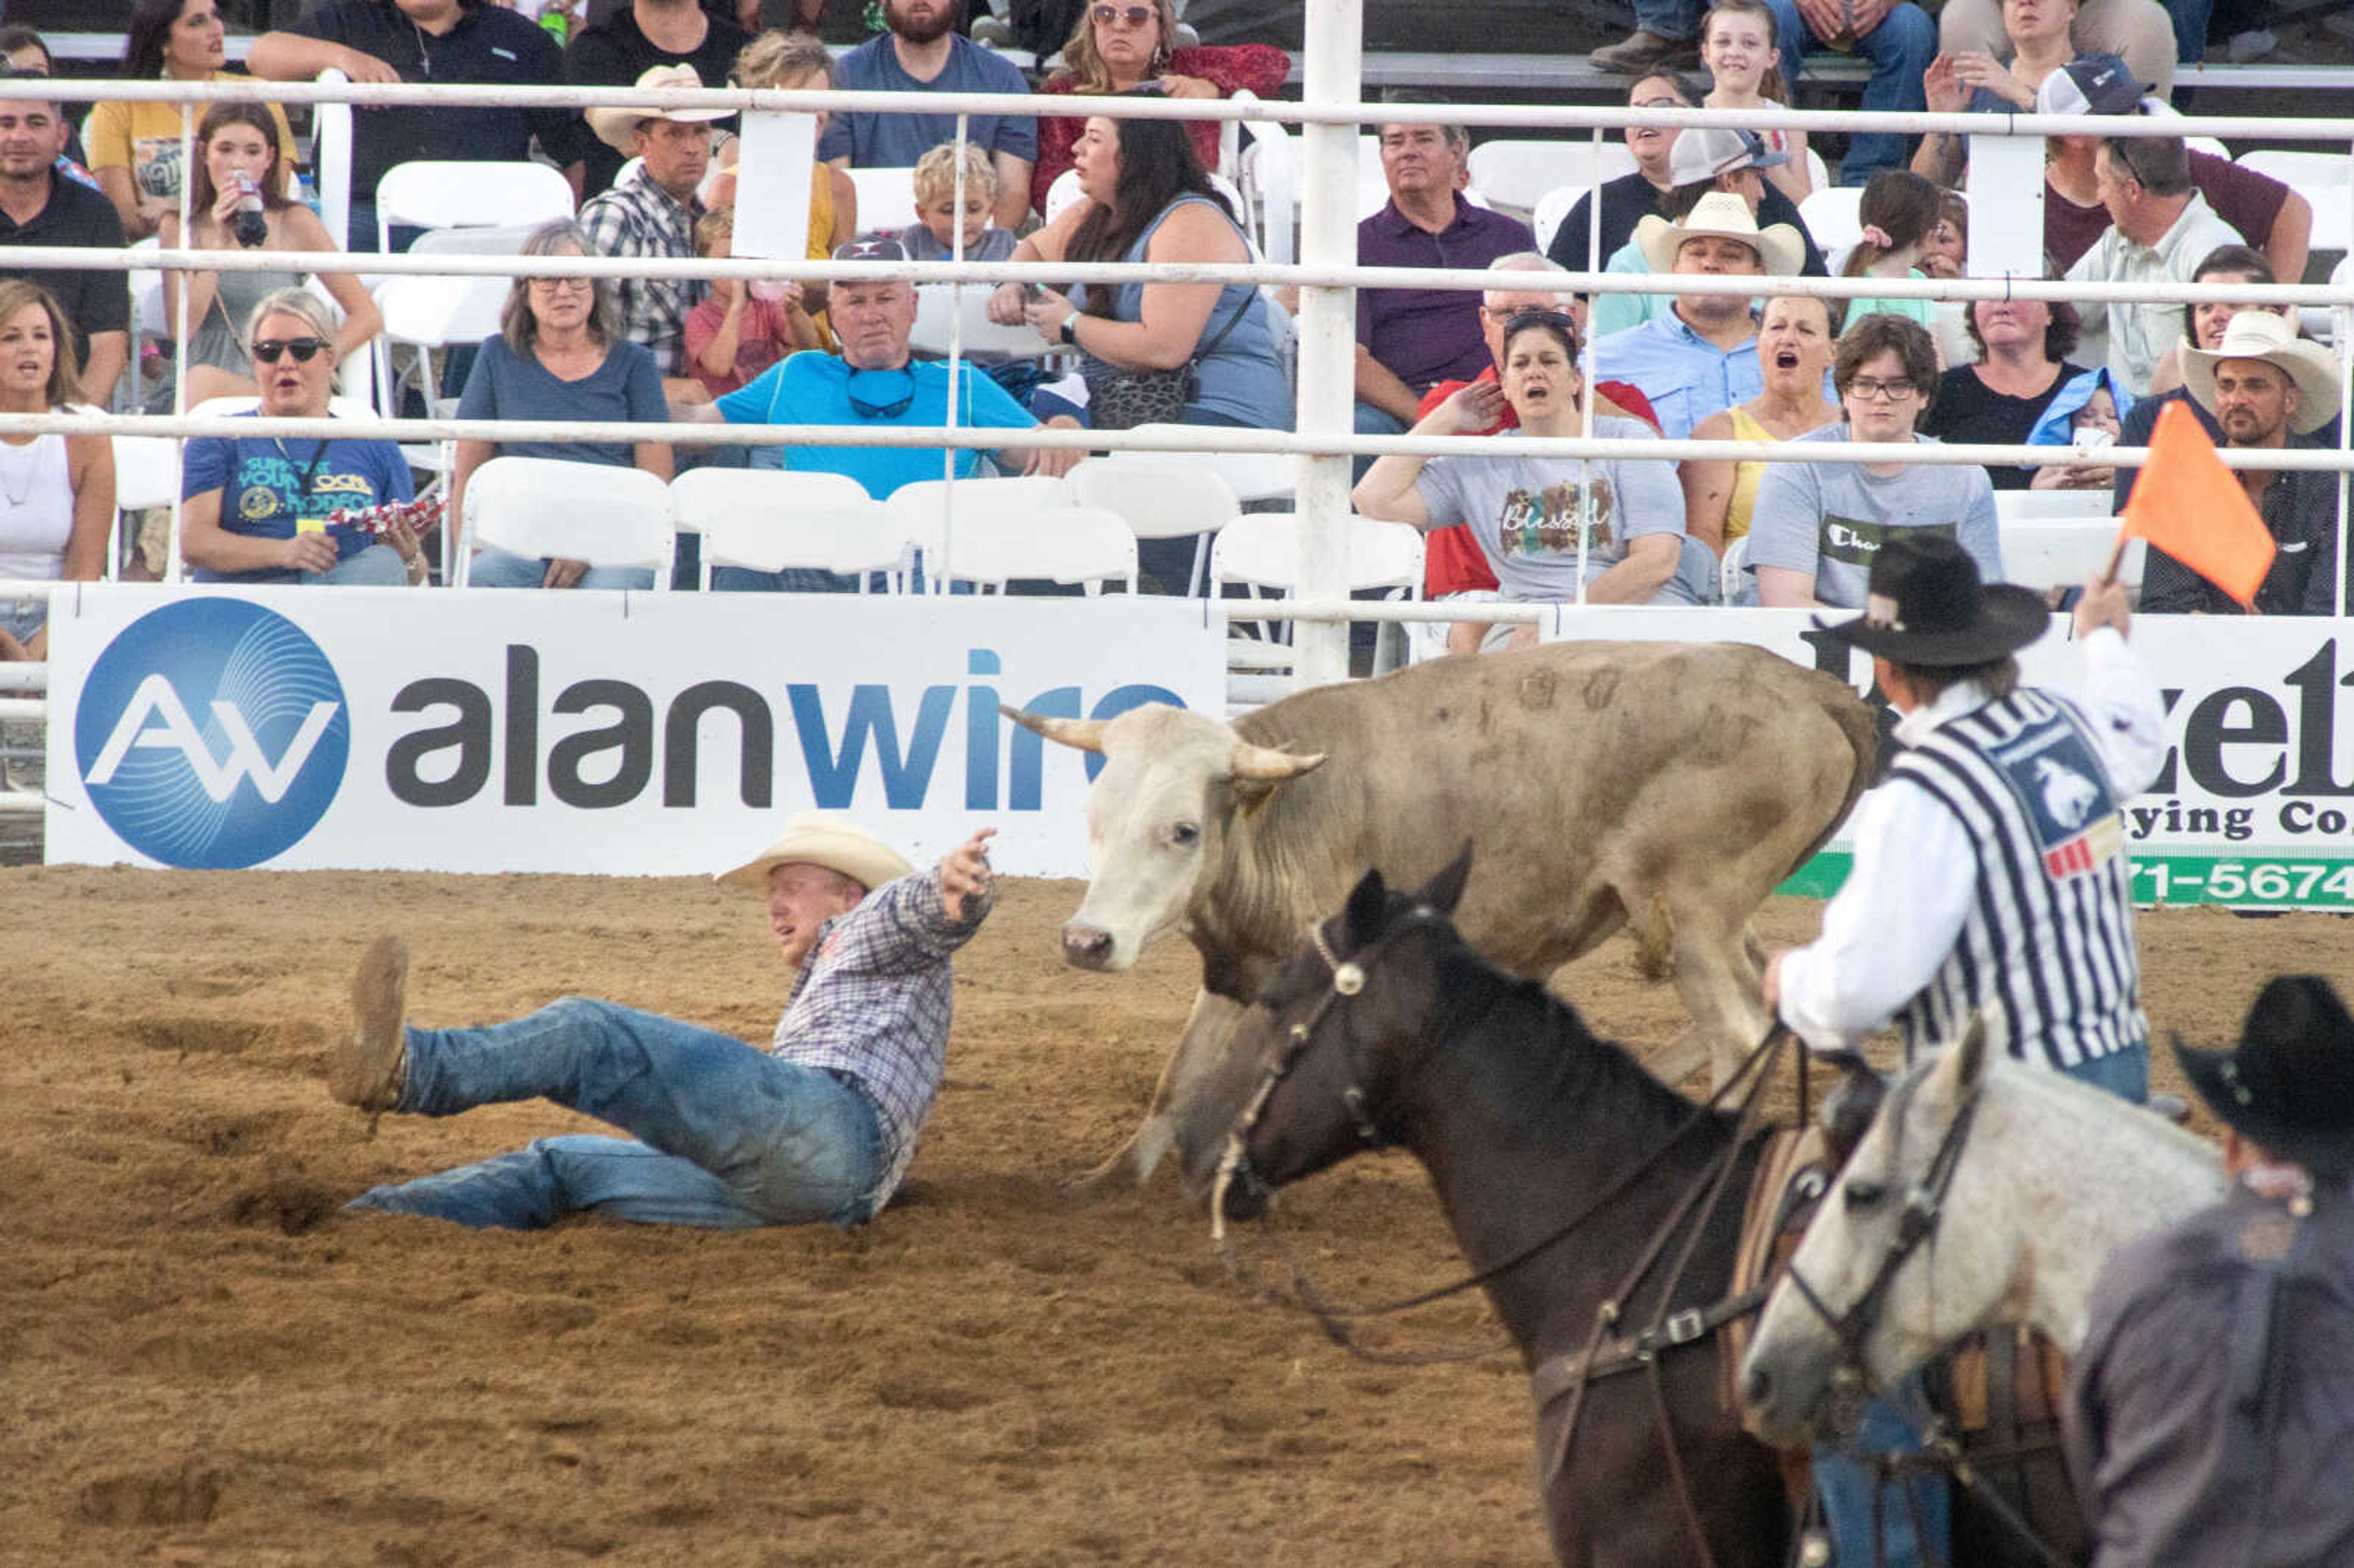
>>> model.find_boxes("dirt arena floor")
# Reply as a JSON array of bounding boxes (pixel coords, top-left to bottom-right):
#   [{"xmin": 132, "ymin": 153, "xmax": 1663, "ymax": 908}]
[{"xmin": 2, "ymin": 866, "xmax": 2344, "ymax": 1568}]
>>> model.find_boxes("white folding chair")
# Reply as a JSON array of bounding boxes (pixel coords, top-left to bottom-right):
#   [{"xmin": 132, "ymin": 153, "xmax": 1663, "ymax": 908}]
[
  {"xmin": 886, "ymin": 475, "xmax": 1070, "ymax": 589},
  {"xmin": 1995, "ymin": 488, "xmax": 2119, "ymax": 525},
  {"xmin": 1799, "ymin": 186, "xmax": 1866, "ymax": 258},
  {"xmin": 1720, "ymin": 533, "xmax": 1750, "ymax": 606},
  {"xmin": 1065, "ymin": 455, "xmax": 1241, "ymax": 595},
  {"xmin": 1466, "ymin": 139, "xmax": 1634, "ymax": 221},
  {"xmin": 1533, "ymin": 183, "xmax": 1587, "ymax": 257},
  {"xmin": 1233, "ymin": 97, "xmax": 1295, "ymax": 266},
  {"xmin": 107, "ymin": 429, "xmax": 180, "ymax": 581},
  {"xmin": 1122, "ymin": 424, "xmax": 1296, "ymax": 506},
  {"xmin": 847, "ymin": 166, "xmax": 920, "ymax": 237},
  {"xmin": 1044, "ymin": 167, "xmax": 1089, "ymax": 225},
  {"xmin": 671, "ymin": 469, "xmax": 907, "ymax": 591},
  {"xmin": 1803, "ymin": 147, "xmax": 1832, "ymax": 198},
  {"xmin": 457, "ymin": 456, "xmax": 676, "ymax": 589},
  {"xmin": 2000, "ymin": 521, "xmax": 2144, "ymax": 595},
  {"xmin": 373, "ymin": 160, "xmax": 576, "ymax": 256},
  {"xmin": 929, "ymin": 504, "xmax": 1140, "ymax": 595},
  {"xmin": 910, "ymin": 284, "xmax": 1061, "ymax": 359},
  {"xmin": 311, "ymin": 69, "xmax": 354, "ymax": 252},
  {"xmin": 1211, "ymin": 511, "xmax": 1424, "ymax": 694}
]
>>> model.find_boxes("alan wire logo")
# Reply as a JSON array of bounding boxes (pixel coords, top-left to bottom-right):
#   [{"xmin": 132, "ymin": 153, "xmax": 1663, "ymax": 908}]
[{"xmin": 74, "ymin": 599, "xmax": 351, "ymax": 869}]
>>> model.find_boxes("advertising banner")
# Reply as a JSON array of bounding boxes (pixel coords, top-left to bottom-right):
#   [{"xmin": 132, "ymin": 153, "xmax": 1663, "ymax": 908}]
[
  {"xmin": 1544, "ymin": 607, "xmax": 2354, "ymax": 910},
  {"xmin": 44, "ymin": 588, "xmax": 1226, "ymax": 878}
]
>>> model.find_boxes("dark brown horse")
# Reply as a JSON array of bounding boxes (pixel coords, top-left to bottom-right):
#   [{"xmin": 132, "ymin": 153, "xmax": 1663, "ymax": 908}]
[{"xmin": 1173, "ymin": 852, "xmax": 1793, "ymax": 1568}]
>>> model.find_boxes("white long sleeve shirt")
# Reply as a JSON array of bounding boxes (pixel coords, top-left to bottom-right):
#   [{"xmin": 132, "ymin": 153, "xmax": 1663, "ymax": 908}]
[{"xmin": 1779, "ymin": 627, "xmax": 2167, "ymax": 1054}]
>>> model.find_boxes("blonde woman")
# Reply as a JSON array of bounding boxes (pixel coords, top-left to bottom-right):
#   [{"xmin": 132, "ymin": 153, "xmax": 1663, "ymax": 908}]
[
  {"xmin": 0, "ymin": 281, "xmax": 112, "ymax": 660},
  {"xmin": 706, "ymin": 30, "xmax": 857, "ymax": 261}
]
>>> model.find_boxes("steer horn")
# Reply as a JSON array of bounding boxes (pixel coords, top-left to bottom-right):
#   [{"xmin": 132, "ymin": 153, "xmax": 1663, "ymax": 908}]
[
  {"xmin": 1000, "ymin": 706, "xmax": 1108, "ymax": 753},
  {"xmin": 1230, "ymin": 741, "xmax": 1328, "ymax": 782}
]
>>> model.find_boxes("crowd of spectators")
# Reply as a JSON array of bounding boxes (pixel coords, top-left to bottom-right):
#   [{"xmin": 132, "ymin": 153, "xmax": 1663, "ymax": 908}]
[{"xmin": 0, "ymin": 0, "xmax": 2345, "ymax": 642}]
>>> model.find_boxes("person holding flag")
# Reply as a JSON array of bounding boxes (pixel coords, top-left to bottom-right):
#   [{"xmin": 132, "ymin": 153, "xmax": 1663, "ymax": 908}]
[
  {"xmin": 2130, "ymin": 311, "xmax": 2344, "ymax": 617},
  {"xmin": 1762, "ymin": 532, "xmax": 2166, "ymax": 1568}
]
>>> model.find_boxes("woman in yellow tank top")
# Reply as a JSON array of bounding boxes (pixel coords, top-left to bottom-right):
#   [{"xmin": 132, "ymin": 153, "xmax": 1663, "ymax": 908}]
[
  {"xmin": 704, "ymin": 32, "xmax": 861, "ymax": 350},
  {"xmin": 1680, "ymin": 294, "xmax": 1842, "ymax": 559}
]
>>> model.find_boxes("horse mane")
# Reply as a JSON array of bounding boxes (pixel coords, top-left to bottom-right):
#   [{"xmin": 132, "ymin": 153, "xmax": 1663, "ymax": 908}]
[{"xmin": 1430, "ymin": 944, "xmax": 1734, "ymax": 1152}]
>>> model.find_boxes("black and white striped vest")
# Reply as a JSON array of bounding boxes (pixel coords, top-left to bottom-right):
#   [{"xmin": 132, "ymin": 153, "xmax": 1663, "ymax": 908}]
[{"xmin": 1889, "ymin": 688, "xmax": 2146, "ymax": 1069}]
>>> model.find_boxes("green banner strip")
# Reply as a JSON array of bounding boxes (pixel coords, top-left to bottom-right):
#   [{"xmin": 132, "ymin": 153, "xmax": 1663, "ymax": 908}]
[{"xmin": 1774, "ymin": 851, "xmax": 2354, "ymax": 908}]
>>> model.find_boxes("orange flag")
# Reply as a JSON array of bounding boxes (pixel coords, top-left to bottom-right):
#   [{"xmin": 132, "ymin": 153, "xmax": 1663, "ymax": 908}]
[{"xmin": 2118, "ymin": 400, "xmax": 2276, "ymax": 608}]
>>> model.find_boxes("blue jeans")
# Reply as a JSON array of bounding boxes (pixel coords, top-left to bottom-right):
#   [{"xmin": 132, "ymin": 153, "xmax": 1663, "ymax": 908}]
[
  {"xmin": 1761, "ymin": 0, "xmax": 1937, "ymax": 185},
  {"xmin": 2060, "ymin": 1037, "xmax": 2149, "ymax": 1103},
  {"xmin": 710, "ymin": 565, "xmax": 858, "ymax": 593},
  {"xmin": 1631, "ymin": 0, "xmax": 1704, "ymax": 39},
  {"xmin": 3, "ymin": 596, "xmax": 47, "ymax": 644},
  {"xmin": 2165, "ymin": 0, "xmax": 2212, "ymax": 63},
  {"xmin": 466, "ymin": 547, "xmax": 656, "ymax": 592},
  {"xmin": 310, "ymin": 543, "xmax": 411, "ymax": 586},
  {"xmin": 346, "ymin": 998, "xmax": 884, "ymax": 1230},
  {"xmin": 1814, "ymin": 1376, "xmax": 1951, "ymax": 1568}
]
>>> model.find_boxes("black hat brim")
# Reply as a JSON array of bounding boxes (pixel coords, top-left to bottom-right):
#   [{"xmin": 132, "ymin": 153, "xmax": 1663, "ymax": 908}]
[
  {"xmin": 1815, "ymin": 583, "xmax": 2052, "ymax": 667},
  {"xmin": 2173, "ymin": 1036, "xmax": 2354, "ymax": 1180}
]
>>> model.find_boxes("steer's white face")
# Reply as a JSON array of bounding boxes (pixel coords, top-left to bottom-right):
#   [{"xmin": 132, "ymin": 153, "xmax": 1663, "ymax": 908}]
[{"xmin": 1061, "ymin": 714, "xmax": 1234, "ymax": 972}]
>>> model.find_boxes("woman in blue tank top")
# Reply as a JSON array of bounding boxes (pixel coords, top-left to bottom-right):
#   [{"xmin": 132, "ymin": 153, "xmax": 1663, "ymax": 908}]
[{"xmin": 988, "ymin": 101, "xmax": 1291, "ymax": 433}]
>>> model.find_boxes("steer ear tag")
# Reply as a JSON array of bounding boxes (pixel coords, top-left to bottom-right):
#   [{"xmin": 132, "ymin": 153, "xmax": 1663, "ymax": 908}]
[{"xmin": 1333, "ymin": 963, "xmax": 1365, "ymax": 996}]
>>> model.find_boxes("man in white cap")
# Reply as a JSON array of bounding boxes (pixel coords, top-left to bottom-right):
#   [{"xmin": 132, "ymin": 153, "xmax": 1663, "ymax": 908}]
[
  {"xmin": 1587, "ymin": 125, "xmax": 1826, "ymax": 340},
  {"xmin": 579, "ymin": 64, "xmax": 732, "ymax": 394},
  {"xmin": 1590, "ymin": 187, "xmax": 1808, "ymax": 440},
  {"xmin": 2139, "ymin": 311, "xmax": 2345, "ymax": 617},
  {"xmin": 329, "ymin": 816, "xmax": 997, "ymax": 1230}
]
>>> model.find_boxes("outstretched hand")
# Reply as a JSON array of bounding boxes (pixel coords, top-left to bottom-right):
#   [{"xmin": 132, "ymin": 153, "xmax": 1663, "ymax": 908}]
[{"xmin": 939, "ymin": 826, "xmax": 997, "ymax": 921}]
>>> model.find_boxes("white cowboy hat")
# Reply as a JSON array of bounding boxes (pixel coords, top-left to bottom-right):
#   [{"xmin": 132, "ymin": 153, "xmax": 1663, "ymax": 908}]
[
  {"xmin": 586, "ymin": 64, "xmax": 731, "ymax": 154},
  {"xmin": 714, "ymin": 811, "xmax": 913, "ymax": 895},
  {"xmin": 1634, "ymin": 189, "xmax": 1805, "ymax": 278},
  {"xmin": 2180, "ymin": 310, "xmax": 2342, "ymax": 436}
]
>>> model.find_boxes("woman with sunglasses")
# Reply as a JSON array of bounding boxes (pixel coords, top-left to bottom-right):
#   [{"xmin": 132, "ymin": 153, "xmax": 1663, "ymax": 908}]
[
  {"xmin": 156, "ymin": 101, "xmax": 381, "ymax": 411},
  {"xmin": 1028, "ymin": 0, "xmax": 1286, "ymax": 216},
  {"xmin": 1353, "ymin": 310, "xmax": 1701, "ymax": 652},
  {"xmin": 178, "ymin": 289, "xmax": 423, "ymax": 586},
  {"xmin": 0, "ymin": 281, "xmax": 112, "ymax": 663},
  {"xmin": 452, "ymin": 219, "xmax": 672, "ymax": 592}
]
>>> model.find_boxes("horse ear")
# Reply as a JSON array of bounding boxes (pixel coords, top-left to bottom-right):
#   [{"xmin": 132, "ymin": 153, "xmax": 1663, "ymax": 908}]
[
  {"xmin": 1816, "ymin": 1050, "xmax": 1886, "ymax": 1166},
  {"xmin": 1343, "ymin": 866, "xmax": 1388, "ymax": 946},
  {"xmin": 1420, "ymin": 842, "xmax": 1475, "ymax": 915},
  {"xmin": 1952, "ymin": 1013, "xmax": 1991, "ymax": 1100}
]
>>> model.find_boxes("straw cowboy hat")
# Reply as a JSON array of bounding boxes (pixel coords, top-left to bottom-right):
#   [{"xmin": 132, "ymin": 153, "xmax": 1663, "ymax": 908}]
[
  {"xmin": 1635, "ymin": 190, "xmax": 1806, "ymax": 278},
  {"xmin": 1818, "ymin": 534, "xmax": 2047, "ymax": 668},
  {"xmin": 2180, "ymin": 310, "xmax": 2342, "ymax": 436},
  {"xmin": 587, "ymin": 64, "xmax": 731, "ymax": 154},
  {"xmin": 2174, "ymin": 975, "xmax": 2354, "ymax": 1179},
  {"xmin": 715, "ymin": 811, "xmax": 913, "ymax": 895}
]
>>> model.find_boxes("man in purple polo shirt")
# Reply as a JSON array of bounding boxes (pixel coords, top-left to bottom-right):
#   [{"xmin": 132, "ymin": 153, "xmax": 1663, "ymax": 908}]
[{"xmin": 1354, "ymin": 119, "xmax": 1536, "ymax": 476}]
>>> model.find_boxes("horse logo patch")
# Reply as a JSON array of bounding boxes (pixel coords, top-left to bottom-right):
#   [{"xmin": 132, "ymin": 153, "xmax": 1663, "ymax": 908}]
[{"xmin": 1990, "ymin": 721, "xmax": 2122, "ymax": 881}]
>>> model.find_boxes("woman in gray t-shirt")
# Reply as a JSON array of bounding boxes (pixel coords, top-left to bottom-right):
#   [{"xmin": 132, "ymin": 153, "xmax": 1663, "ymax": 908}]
[
  {"xmin": 1750, "ymin": 313, "xmax": 2003, "ymax": 610},
  {"xmin": 1353, "ymin": 311, "xmax": 1697, "ymax": 651}
]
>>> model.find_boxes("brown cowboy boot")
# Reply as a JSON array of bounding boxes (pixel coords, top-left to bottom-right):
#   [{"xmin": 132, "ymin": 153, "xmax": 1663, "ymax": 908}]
[{"xmin": 330, "ymin": 936, "xmax": 409, "ymax": 1113}]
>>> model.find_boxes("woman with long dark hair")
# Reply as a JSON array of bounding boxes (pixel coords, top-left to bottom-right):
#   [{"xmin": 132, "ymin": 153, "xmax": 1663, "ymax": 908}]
[
  {"xmin": 156, "ymin": 101, "xmax": 379, "ymax": 408},
  {"xmin": 91, "ymin": 0, "xmax": 295, "ymax": 240},
  {"xmin": 986, "ymin": 108, "xmax": 1289, "ymax": 433},
  {"xmin": 0, "ymin": 282, "xmax": 112, "ymax": 662}
]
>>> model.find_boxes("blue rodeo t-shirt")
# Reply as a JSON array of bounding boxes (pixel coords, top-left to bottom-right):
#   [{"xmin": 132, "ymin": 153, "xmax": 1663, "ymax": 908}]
[{"xmin": 181, "ymin": 413, "xmax": 414, "ymax": 584}]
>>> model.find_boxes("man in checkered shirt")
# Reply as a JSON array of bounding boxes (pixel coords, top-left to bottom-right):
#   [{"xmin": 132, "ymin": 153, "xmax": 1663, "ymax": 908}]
[
  {"xmin": 577, "ymin": 64, "xmax": 725, "ymax": 396},
  {"xmin": 330, "ymin": 812, "xmax": 996, "ymax": 1230}
]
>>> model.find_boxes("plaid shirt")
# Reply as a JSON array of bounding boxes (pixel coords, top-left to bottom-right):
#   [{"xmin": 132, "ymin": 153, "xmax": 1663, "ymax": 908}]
[
  {"xmin": 578, "ymin": 164, "xmax": 703, "ymax": 376},
  {"xmin": 769, "ymin": 867, "xmax": 992, "ymax": 1209}
]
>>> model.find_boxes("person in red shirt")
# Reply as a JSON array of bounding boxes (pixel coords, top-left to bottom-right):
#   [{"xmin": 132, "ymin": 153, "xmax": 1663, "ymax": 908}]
[{"xmin": 1412, "ymin": 253, "xmax": 1660, "ymax": 658}]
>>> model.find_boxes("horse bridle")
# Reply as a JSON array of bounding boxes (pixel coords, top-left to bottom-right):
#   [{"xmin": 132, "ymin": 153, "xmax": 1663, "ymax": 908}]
[
  {"xmin": 1207, "ymin": 907, "xmax": 1435, "ymax": 1247},
  {"xmin": 1781, "ymin": 1073, "xmax": 1983, "ymax": 1376}
]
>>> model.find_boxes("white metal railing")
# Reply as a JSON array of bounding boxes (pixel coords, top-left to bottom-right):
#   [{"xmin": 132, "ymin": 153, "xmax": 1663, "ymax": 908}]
[{"xmin": 4, "ymin": 71, "xmax": 2351, "ymax": 655}]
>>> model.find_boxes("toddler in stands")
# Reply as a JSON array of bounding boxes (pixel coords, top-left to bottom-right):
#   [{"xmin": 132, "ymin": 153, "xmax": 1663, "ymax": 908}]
[{"xmin": 683, "ymin": 208, "xmax": 829, "ymax": 398}]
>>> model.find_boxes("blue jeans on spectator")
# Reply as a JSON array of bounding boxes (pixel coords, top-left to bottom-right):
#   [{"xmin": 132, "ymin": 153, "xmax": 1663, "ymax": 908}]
[
  {"xmin": 3, "ymin": 596, "xmax": 47, "ymax": 645},
  {"xmin": 308, "ymin": 544, "xmax": 411, "ymax": 586},
  {"xmin": 712, "ymin": 566, "xmax": 859, "ymax": 593},
  {"xmin": 345, "ymin": 997, "xmax": 883, "ymax": 1230},
  {"xmin": 1630, "ymin": 0, "xmax": 1705, "ymax": 39},
  {"xmin": 2164, "ymin": 0, "xmax": 2212, "ymax": 62},
  {"xmin": 465, "ymin": 548, "xmax": 656, "ymax": 591},
  {"xmin": 1761, "ymin": 0, "xmax": 1937, "ymax": 185},
  {"xmin": 1814, "ymin": 1376, "xmax": 1951, "ymax": 1568}
]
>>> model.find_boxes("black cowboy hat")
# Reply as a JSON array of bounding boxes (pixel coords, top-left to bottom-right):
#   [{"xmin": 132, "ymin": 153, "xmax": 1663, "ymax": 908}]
[
  {"xmin": 1817, "ymin": 535, "xmax": 2049, "ymax": 668},
  {"xmin": 2173, "ymin": 976, "xmax": 2354, "ymax": 1181}
]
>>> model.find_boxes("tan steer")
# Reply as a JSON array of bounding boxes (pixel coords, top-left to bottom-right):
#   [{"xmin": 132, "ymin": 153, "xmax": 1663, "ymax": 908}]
[{"xmin": 1011, "ymin": 639, "xmax": 1878, "ymax": 1200}]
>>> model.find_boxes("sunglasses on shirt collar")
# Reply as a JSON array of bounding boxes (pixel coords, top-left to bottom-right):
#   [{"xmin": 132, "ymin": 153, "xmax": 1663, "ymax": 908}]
[
  {"xmin": 832, "ymin": 236, "xmax": 912, "ymax": 264},
  {"xmin": 251, "ymin": 337, "xmax": 332, "ymax": 364},
  {"xmin": 845, "ymin": 367, "xmax": 917, "ymax": 420}
]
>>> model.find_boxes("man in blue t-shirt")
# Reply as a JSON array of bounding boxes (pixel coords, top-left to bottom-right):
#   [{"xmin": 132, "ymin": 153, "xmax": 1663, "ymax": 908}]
[
  {"xmin": 819, "ymin": 0, "xmax": 1035, "ymax": 232},
  {"xmin": 676, "ymin": 237, "xmax": 1082, "ymax": 590}
]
